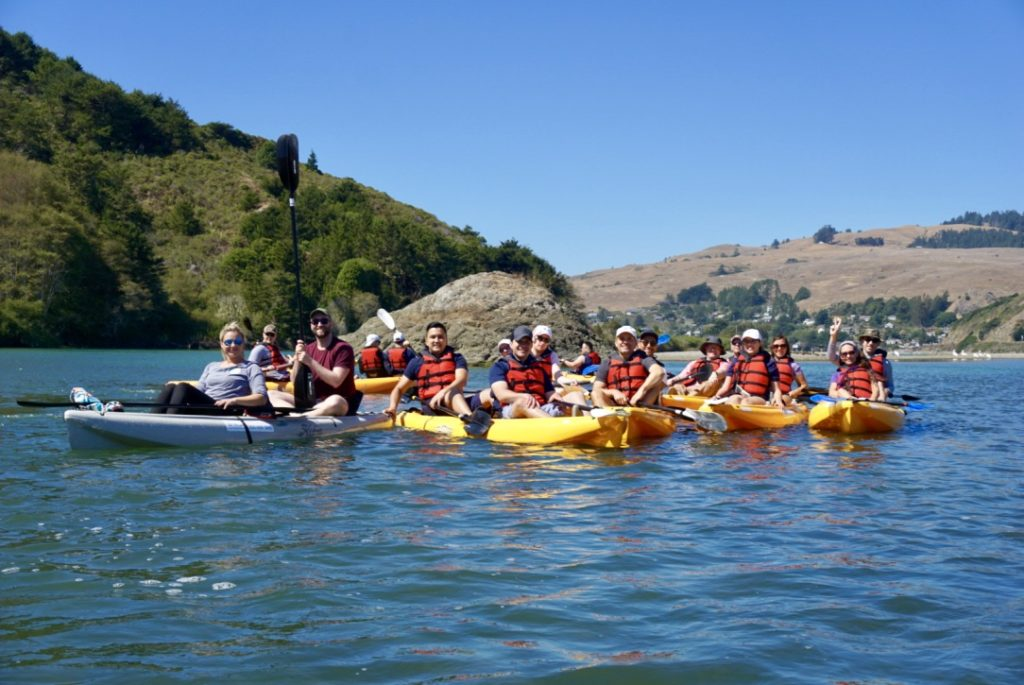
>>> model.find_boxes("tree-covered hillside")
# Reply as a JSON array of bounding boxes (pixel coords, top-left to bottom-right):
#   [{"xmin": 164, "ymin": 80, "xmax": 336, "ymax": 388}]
[
  {"xmin": 0, "ymin": 29, "xmax": 574, "ymax": 346},
  {"xmin": 911, "ymin": 210, "xmax": 1024, "ymax": 248}
]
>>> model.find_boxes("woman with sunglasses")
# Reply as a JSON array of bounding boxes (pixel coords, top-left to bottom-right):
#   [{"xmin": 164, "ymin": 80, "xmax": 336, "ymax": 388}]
[
  {"xmin": 828, "ymin": 341, "xmax": 883, "ymax": 401},
  {"xmin": 153, "ymin": 322, "xmax": 270, "ymax": 414},
  {"xmin": 769, "ymin": 335, "xmax": 808, "ymax": 402}
]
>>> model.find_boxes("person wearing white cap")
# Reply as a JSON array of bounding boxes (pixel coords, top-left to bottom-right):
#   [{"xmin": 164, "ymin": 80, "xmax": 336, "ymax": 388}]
[
  {"xmin": 592, "ymin": 325, "xmax": 666, "ymax": 408},
  {"xmin": 530, "ymin": 324, "xmax": 573, "ymax": 388},
  {"xmin": 385, "ymin": 330, "xmax": 416, "ymax": 376},
  {"xmin": 712, "ymin": 328, "xmax": 784, "ymax": 407},
  {"xmin": 358, "ymin": 333, "xmax": 391, "ymax": 378},
  {"xmin": 488, "ymin": 325, "xmax": 587, "ymax": 419}
]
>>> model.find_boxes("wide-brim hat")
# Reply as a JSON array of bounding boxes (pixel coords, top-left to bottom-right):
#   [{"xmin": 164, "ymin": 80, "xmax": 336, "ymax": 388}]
[{"xmin": 700, "ymin": 335, "xmax": 724, "ymax": 354}]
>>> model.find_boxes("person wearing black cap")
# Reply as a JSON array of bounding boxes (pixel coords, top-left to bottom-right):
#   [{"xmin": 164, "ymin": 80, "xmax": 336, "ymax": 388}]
[
  {"xmin": 270, "ymin": 307, "xmax": 360, "ymax": 416},
  {"xmin": 488, "ymin": 325, "xmax": 587, "ymax": 418},
  {"xmin": 667, "ymin": 335, "xmax": 727, "ymax": 396},
  {"xmin": 637, "ymin": 329, "xmax": 667, "ymax": 373},
  {"xmin": 249, "ymin": 323, "xmax": 291, "ymax": 381}
]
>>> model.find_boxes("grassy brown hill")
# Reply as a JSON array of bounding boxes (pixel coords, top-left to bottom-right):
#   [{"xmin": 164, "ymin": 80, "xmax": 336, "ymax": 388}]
[{"xmin": 571, "ymin": 224, "xmax": 1024, "ymax": 315}]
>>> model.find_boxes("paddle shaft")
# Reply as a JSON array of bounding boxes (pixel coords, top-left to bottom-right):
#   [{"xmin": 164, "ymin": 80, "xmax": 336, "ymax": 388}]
[
  {"xmin": 17, "ymin": 399, "xmax": 308, "ymax": 415},
  {"xmin": 806, "ymin": 385, "xmax": 920, "ymax": 402}
]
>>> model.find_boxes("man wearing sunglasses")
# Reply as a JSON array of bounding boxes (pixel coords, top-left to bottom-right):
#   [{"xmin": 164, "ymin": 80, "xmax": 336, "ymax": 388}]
[
  {"xmin": 249, "ymin": 324, "xmax": 291, "ymax": 381},
  {"xmin": 271, "ymin": 308, "xmax": 360, "ymax": 416}
]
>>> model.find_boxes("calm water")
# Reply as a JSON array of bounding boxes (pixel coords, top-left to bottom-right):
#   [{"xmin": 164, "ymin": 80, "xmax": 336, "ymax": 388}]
[{"xmin": 1, "ymin": 350, "xmax": 1021, "ymax": 684}]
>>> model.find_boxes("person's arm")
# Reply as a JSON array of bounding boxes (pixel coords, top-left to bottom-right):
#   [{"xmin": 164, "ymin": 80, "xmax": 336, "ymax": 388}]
[
  {"xmin": 430, "ymin": 366, "xmax": 469, "ymax": 410},
  {"xmin": 827, "ymin": 316, "xmax": 842, "ymax": 365},
  {"xmin": 790, "ymin": 369, "xmax": 809, "ymax": 398},
  {"xmin": 628, "ymin": 360, "xmax": 665, "ymax": 406},
  {"xmin": 385, "ymin": 374, "xmax": 416, "ymax": 417}
]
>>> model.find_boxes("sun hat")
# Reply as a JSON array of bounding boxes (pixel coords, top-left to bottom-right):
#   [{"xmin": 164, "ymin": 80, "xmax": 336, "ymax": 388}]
[
  {"xmin": 615, "ymin": 325, "xmax": 638, "ymax": 339},
  {"xmin": 741, "ymin": 328, "xmax": 762, "ymax": 342},
  {"xmin": 263, "ymin": 323, "xmax": 277, "ymax": 334},
  {"xmin": 700, "ymin": 335, "xmax": 724, "ymax": 354},
  {"xmin": 532, "ymin": 325, "xmax": 553, "ymax": 338},
  {"xmin": 859, "ymin": 328, "xmax": 882, "ymax": 341},
  {"xmin": 511, "ymin": 325, "xmax": 533, "ymax": 341},
  {"xmin": 364, "ymin": 333, "xmax": 381, "ymax": 347}
]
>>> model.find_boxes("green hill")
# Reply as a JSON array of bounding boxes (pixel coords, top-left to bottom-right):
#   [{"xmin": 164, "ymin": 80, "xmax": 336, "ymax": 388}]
[{"xmin": 0, "ymin": 29, "xmax": 574, "ymax": 347}]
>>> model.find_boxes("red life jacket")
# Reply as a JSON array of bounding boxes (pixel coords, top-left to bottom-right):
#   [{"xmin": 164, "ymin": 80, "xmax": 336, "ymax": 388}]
[
  {"xmin": 682, "ymin": 357, "xmax": 725, "ymax": 387},
  {"xmin": 606, "ymin": 352, "xmax": 648, "ymax": 400},
  {"xmin": 359, "ymin": 347, "xmax": 387, "ymax": 378},
  {"xmin": 868, "ymin": 350, "xmax": 887, "ymax": 383},
  {"xmin": 839, "ymin": 365, "xmax": 874, "ymax": 398},
  {"xmin": 416, "ymin": 347, "xmax": 458, "ymax": 401},
  {"xmin": 586, "ymin": 351, "xmax": 601, "ymax": 366},
  {"xmin": 386, "ymin": 346, "xmax": 410, "ymax": 374},
  {"xmin": 536, "ymin": 348, "xmax": 556, "ymax": 378},
  {"xmin": 503, "ymin": 355, "xmax": 549, "ymax": 405},
  {"xmin": 735, "ymin": 351, "xmax": 773, "ymax": 399},
  {"xmin": 266, "ymin": 342, "xmax": 288, "ymax": 369},
  {"xmin": 774, "ymin": 355, "xmax": 796, "ymax": 394}
]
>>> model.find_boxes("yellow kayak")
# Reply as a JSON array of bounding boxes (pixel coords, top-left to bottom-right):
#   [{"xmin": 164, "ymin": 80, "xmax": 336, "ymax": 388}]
[
  {"xmin": 172, "ymin": 375, "xmax": 401, "ymax": 395},
  {"xmin": 808, "ymin": 399, "xmax": 905, "ymax": 434},
  {"xmin": 661, "ymin": 394, "xmax": 808, "ymax": 431},
  {"xmin": 395, "ymin": 406, "xmax": 674, "ymax": 448},
  {"xmin": 561, "ymin": 373, "xmax": 595, "ymax": 384}
]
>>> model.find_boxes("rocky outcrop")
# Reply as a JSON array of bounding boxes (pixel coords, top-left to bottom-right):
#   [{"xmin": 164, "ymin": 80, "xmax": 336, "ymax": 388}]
[{"xmin": 348, "ymin": 272, "xmax": 593, "ymax": 365}]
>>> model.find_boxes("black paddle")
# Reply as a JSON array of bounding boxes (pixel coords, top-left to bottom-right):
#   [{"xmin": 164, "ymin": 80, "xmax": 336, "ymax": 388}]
[
  {"xmin": 668, "ymin": 362, "xmax": 714, "ymax": 387},
  {"xmin": 805, "ymin": 386, "xmax": 922, "ymax": 402},
  {"xmin": 433, "ymin": 404, "xmax": 494, "ymax": 437},
  {"xmin": 277, "ymin": 133, "xmax": 315, "ymax": 409}
]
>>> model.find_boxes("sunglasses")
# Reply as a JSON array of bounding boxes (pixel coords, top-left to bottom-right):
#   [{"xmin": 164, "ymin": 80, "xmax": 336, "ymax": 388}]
[
  {"xmin": 535, "ymin": 336, "xmax": 551, "ymax": 342},
  {"xmin": 771, "ymin": 343, "xmax": 788, "ymax": 349},
  {"xmin": 741, "ymin": 338, "xmax": 758, "ymax": 344},
  {"xmin": 861, "ymin": 338, "xmax": 881, "ymax": 344},
  {"xmin": 639, "ymin": 338, "xmax": 657, "ymax": 345},
  {"xmin": 222, "ymin": 337, "xmax": 244, "ymax": 346},
  {"xmin": 311, "ymin": 317, "xmax": 330, "ymax": 325},
  {"xmin": 840, "ymin": 350, "xmax": 857, "ymax": 357}
]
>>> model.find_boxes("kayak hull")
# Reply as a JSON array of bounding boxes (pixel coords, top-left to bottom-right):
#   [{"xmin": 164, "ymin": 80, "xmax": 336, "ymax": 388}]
[
  {"xmin": 808, "ymin": 400, "xmax": 906, "ymax": 434},
  {"xmin": 64, "ymin": 409, "xmax": 389, "ymax": 450},
  {"xmin": 661, "ymin": 394, "xmax": 808, "ymax": 430},
  {"xmin": 395, "ymin": 407, "xmax": 674, "ymax": 448}
]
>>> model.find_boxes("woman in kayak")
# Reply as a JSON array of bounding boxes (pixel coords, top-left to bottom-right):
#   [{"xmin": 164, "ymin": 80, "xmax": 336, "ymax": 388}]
[
  {"xmin": 153, "ymin": 322, "xmax": 270, "ymax": 415},
  {"xmin": 828, "ymin": 340, "xmax": 884, "ymax": 401},
  {"xmin": 769, "ymin": 334, "xmax": 808, "ymax": 403}
]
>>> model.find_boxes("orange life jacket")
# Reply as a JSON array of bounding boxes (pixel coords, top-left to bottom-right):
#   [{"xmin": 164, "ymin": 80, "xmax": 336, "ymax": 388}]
[
  {"xmin": 359, "ymin": 347, "xmax": 387, "ymax": 378},
  {"xmin": 774, "ymin": 355, "xmax": 796, "ymax": 394},
  {"xmin": 503, "ymin": 355, "xmax": 550, "ymax": 405},
  {"xmin": 536, "ymin": 348, "xmax": 557, "ymax": 378},
  {"xmin": 735, "ymin": 351, "xmax": 773, "ymax": 399},
  {"xmin": 868, "ymin": 350, "xmax": 887, "ymax": 383},
  {"xmin": 586, "ymin": 351, "xmax": 601, "ymax": 366},
  {"xmin": 606, "ymin": 352, "xmax": 648, "ymax": 400},
  {"xmin": 416, "ymin": 348, "xmax": 457, "ymax": 400},
  {"xmin": 387, "ymin": 346, "xmax": 410, "ymax": 374},
  {"xmin": 682, "ymin": 357, "xmax": 725, "ymax": 387},
  {"xmin": 839, "ymin": 365, "xmax": 874, "ymax": 398},
  {"xmin": 266, "ymin": 342, "xmax": 288, "ymax": 369}
]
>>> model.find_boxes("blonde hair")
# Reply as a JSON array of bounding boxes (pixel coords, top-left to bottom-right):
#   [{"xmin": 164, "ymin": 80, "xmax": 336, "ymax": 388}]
[{"xmin": 219, "ymin": 322, "xmax": 245, "ymax": 359}]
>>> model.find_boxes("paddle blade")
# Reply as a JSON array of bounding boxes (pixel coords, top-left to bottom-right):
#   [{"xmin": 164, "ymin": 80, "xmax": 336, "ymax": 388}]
[
  {"xmin": 683, "ymin": 409, "xmax": 727, "ymax": 433},
  {"xmin": 463, "ymin": 408, "xmax": 493, "ymax": 437},
  {"xmin": 293, "ymin": 364, "xmax": 316, "ymax": 410},
  {"xmin": 376, "ymin": 308, "xmax": 396, "ymax": 331},
  {"xmin": 657, "ymin": 334, "xmax": 670, "ymax": 345},
  {"xmin": 276, "ymin": 133, "xmax": 299, "ymax": 194}
]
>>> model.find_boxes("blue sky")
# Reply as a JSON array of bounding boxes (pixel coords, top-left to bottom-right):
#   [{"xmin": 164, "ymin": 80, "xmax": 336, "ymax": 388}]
[{"xmin": 4, "ymin": 0, "xmax": 1023, "ymax": 275}]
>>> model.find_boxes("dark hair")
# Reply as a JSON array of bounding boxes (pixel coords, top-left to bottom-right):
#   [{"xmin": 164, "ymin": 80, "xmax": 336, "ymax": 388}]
[{"xmin": 425, "ymin": 321, "xmax": 447, "ymax": 334}]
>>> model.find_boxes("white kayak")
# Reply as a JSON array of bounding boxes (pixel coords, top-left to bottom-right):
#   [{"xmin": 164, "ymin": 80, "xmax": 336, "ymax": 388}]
[{"xmin": 64, "ymin": 409, "xmax": 390, "ymax": 450}]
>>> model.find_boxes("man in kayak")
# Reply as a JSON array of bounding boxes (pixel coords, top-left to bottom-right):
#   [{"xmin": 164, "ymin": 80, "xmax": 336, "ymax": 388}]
[
  {"xmin": 385, "ymin": 331, "xmax": 416, "ymax": 376},
  {"xmin": 489, "ymin": 325, "xmax": 587, "ymax": 418},
  {"xmin": 712, "ymin": 328, "xmax": 785, "ymax": 407},
  {"xmin": 358, "ymin": 333, "xmax": 391, "ymax": 378},
  {"xmin": 667, "ymin": 335, "xmax": 726, "ymax": 396},
  {"xmin": 385, "ymin": 322, "xmax": 472, "ymax": 418},
  {"xmin": 592, "ymin": 325, "xmax": 666, "ymax": 408},
  {"xmin": 249, "ymin": 323, "xmax": 291, "ymax": 381},
  {"xmin": 270, "ymin": 308, "xmax": 360, "ymax": 417}
]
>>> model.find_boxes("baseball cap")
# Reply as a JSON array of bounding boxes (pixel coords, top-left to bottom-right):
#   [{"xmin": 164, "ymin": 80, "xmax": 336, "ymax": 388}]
[
  {"xmin": 364, "ymin": 333, "xmax": 381, "ymax": 347},
  {"xmin": 639, "ymin": 328, "xmax": 658, "ymax": 340},
  {"xmin": 497, "ymin": 338, "xmax": 512, "ymax": 349},
  {"xmin": 730, "ymin": 335, "xmax": 741, "ymax": 344},
  {"xmin": 263, "ymin": 323, "xmax": 277, "ymax": 334},
  {"xmin": 741, "ymin": 328, "xmax": 762, "ymax": 342},
  {"xmin": 393, "ymin": 331, "xmax": 405, "ymax": 342},
  {"xmin": 309, "ymin": 307, "xmax": 330, "ymax": 320},
  {"xmin": 533, "ymin": 324, "xmax": 553, "ymax": 339},
  {"xmin": 700, "ymin": 335, "xmax": 724, "ymax": 354},
  {"xmin": 615, "ymin": 325, "xmax": 638, "ymax": 339},
  {"xmin": 859, "ymin": 328, "xmax": 882, "ymax": 341},
  {"xmin": 511, "ymin": 325, "xmax": 533, "ymax": 341}
]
